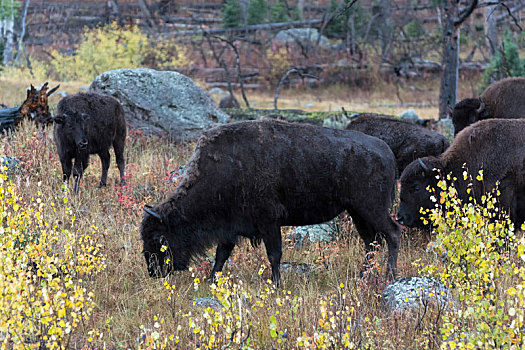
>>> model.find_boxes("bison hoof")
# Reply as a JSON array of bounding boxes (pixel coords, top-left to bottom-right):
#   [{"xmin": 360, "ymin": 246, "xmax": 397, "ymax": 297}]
[{"xmin": 98, "ymin": 182, "xmax": 107, "ymax": 188}]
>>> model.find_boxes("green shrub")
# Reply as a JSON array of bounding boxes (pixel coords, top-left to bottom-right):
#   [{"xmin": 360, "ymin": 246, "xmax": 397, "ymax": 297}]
[
  {"xmin": 0, "ymin": 171, "xmax": 106, "ymax": 349},
  {"xmin": 422, "ymin": 170, "xmax": 525, "ymax": 348},
  {"xmin": 48, "ymin": 22, "xmax": 188, "ymax": 82},
  {"xmin": 324, "ymin": 0, "xmax": 368, "ymax": 38},
  {"xmin": 404, "ymin": 19, "xmax": 424, "ymax": 38},
  {"xmin": 271, "ymin": 0, "xmax": 289, "ymax": 23},
  {"xmin": 247, "ymin": 0, "xmax": 268, "ymax": 25},
  {"xmin": 222, "ymin": 0, "xmax": 242, "ymax": 28},
  {"xmin": 481, "ymin": 30, "xmax": 525, "ymax": 89}
]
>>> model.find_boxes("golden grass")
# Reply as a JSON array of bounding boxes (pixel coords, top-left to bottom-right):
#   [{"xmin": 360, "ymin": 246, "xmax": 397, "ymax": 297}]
[
  {"xmin": 0, "ymin": 78, "xmax": 520, "ymax": 349},
  {"xmin": 0, "ymin": 117, "xmax": 442, "ymax": 349}
]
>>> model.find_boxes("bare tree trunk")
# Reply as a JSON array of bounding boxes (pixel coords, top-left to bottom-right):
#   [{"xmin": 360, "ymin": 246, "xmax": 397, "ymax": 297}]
[
  {"xmin": 297, "ymin": 0, "xmax": 305, "ymax": 19},
  {"xmin": 374, "ymin": 0, "xmax": 392, "ymax": 63},
  {"xmin": 2, "ymin": 0, "xmax": 16, "ymax": 66},
  {"xmin": 14, "ymin": 0, "xmax": 30, "ymax": 66},
  {"xmin": 438, "ymin": 0, "xmax": 478, "ymax": 119},
  {"xmin": 137, "ymin": 0, "xmax": 155, "ymax": 27},
  {"xmin": 484, "ymin": 4, "xmax": 498, "ymax": 57}
]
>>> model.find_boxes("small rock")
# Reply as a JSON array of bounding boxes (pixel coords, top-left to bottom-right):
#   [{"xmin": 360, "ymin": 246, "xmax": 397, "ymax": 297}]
[
  {"xmin": 274, "ymin": 28, "xmax": 330, "ymax": 49},
  {"xmin": 280, "ymin": 262, "xmax": 312, "ymax": 276},
  {"xmin": 0, "ymin": 155, "xmax": 21, "ymax": 175},
  {"xmin": 397, "ymin": 109, "xmax": 419, "ymax": 121},
  {"xmin": 288, "ymin": 220, "xmax": 341, "ymax": 245},
  {"xmin": 382, "ymin": 276, "xmax": 453, "ymax": 312},
  {"xmin": 190, "ymin": 297, "xmax": 223, "ymax": 311},
  {"xmin": 166, "ymin": 165, "xmax": 187, "ymax": 183},
  {"xmin": 304, "ymin": 103, "xmax": 314, "ymax": 108},
  {"xmin": 435, "ymin": 118, "xmax": 454, "ymax": 142},
  {"xmin": 208, "ymin": 87, "xmax": 229, "ymax": 97}
]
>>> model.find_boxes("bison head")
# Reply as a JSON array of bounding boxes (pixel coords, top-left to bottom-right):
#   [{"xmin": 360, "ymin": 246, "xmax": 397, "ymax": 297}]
[
  {"xmin": 140, "ymin": 206, "xmax": 190, "ymax": 278},
  {"xmin": 54, "ymin": 111, "xmax": 90, "ymax": 151},
  {"xmin": 451, "ymin": 98, "xmax": 488, "ymax": 136},
  {"xmin": 396, "ymin": 157, "xmax": 443, "ymax": 228}
]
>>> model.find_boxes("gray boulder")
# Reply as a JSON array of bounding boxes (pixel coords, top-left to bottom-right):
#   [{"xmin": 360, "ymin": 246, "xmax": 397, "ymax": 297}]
[
  {"xmin": 288, "ymin": 220, "xmax": 341, "ymax": 245},
  {"xmin": 89, "ymin": 68, "xmax": 230, "ymax": 141},
  {"xmin": 190, "ymin": 297, "xmax": 223, "ymax": 311},
  {"xmin": 397, "ymin": 109, "xmax": 419, "ymax": 121},
  {"xmin": 274, "ymin": 28, "xmax": 330, "ymax": 49},
  {"xmin": 382, "ymin": 276, "xmax": 453, "ymax": 312}
]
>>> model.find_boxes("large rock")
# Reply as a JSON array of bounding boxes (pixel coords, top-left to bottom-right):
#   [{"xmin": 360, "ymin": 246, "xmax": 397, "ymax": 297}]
[
  {"xmin": 381, "ymin": 276, "xmax": 453, "ymax": 312},
  {"xmin": 274, "ymin": 28, "xmax": 330, "ymax": 49},
  {"xmin": 89, "ymin": 68, "xmax": 230, "ymax": 141}
]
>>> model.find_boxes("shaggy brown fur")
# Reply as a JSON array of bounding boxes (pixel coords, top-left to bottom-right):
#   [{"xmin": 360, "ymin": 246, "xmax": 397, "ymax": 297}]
[
  {"xmin": 53, "ymin": 92, "xmax": 127, "ymax": 194},
  {"xmin": 141, "ymin": 120, "xmax": 401, "ymax": 285},
  {"xmin": 397, "ymin": 119, "xmax": 525, "ymax": 228},
  {"xmin": 452, "ymin": 77, "xmax": 525, "ymax": 135},
  {"xmin": 345, "ymin": 114, "xmax": 450, "ymax": 176}
]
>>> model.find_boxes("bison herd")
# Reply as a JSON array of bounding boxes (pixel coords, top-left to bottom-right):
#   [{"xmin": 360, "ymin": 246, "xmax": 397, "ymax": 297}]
[{"xmin": 13, "ymin": 76, "xmax": 525, "ymax": 285}]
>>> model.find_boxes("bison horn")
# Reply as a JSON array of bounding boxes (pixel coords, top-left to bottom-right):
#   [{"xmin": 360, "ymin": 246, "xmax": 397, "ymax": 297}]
[
  {"xmin": 143, "ymin": 206, "xmax": 163, "ymax": 222},
  {"xmin": 476, "ymin": 98, "xmax": 485, "ymax": 115},
  {"xmin": 47, "ymin": 84, "xmax": 60, "ymax": 96},
  {"xmin": 418, "ymin": 158, "xmax": 430, "ymax": 172}
]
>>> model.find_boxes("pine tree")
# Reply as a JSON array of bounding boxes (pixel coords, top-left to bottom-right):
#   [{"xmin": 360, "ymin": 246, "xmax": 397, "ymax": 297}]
[
  {"xmin": 222, "ymin": 0, "xmax": 242, "ymax": 28},
  {"xmin": 247, "ymin": 0, "xmax": 268, "ymax": 25}
]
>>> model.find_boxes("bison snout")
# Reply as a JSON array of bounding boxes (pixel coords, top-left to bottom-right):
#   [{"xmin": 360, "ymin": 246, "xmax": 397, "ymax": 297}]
[{"xmin": 78, "ymin": 140, "xmax": 88, "ymax": 150}]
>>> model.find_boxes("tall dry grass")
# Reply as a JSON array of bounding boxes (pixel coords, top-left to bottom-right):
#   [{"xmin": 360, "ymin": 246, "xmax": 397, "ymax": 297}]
[
  {"xmin": 0, "ymin": 82, "xmax": 447, "ymax": 349},
  {"xmin": 3, "ymin": 80, "xmax": 521, "ymax": 349}
]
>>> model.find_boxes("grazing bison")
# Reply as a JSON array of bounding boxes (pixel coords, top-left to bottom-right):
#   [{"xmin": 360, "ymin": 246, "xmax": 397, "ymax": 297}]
[
  {"xmin": 451, "ymin": 77, "xmax": 525, "ymax": 136},
  {"xmin": 345, "ymin": 114, "xmax": 450, "ymax": 176},
  {"xmin": 141, "ymin": 120, "xmax": 401, "ymax": 285},
  {"xmin": 53, "ymin": 92, "xmax": 126, "ymax": 194},
  {"xmin": 396, "ymin": 119, "xmax": 525, "ymax": 229}
]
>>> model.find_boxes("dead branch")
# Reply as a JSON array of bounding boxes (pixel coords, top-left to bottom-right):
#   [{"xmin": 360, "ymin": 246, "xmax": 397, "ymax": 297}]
[{"xmin": 274, "ymin": 69, "xmax": 319, "ymax": 110}]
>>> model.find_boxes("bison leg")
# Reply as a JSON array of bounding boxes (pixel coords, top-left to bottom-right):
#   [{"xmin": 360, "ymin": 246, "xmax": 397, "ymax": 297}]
[
  {"xmin": 98, "ymin": 149, "xmax": 111, "ymax": 188},
  {"xmin": 351, "ymin": 211, "xmax": 400, "ymax": 280},
  {"xmin": 72, "ymin": 164, "xmax": 83, "ymax": 194},
  {"xmin": 113, "ymin": 139, "xmax": 126, "ymax": 186},
  {"xmin": 72, "ymin": 157, "xmax": 88, "ymax": 195},
  {"xmin": 60, "ymin": 157, "xmax": 72, "ymax": 184},
  {"xmin": 208, "ymin": 240, "xmax": 236, "ymax": 281},
  {"xmin": 262, "ymin": 227, "xmax": 282, "ymax": 286}
]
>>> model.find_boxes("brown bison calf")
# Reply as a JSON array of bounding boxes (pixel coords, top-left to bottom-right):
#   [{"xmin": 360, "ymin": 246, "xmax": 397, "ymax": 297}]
[
  {"xmin": 345, "ymin": 114, "xmax": 450, "ymax": 176},
  {"xmin": 141, "ymin": 120, "xmax": 401, "ymax": 285},
  {"xmin": 451, "ymin": 77, "xmax": 525, "ymax": 135},
  {"xmin": 53, "ymin": 92, "xmax": 126, "ymax": 194},
  {"xmin": 397, "ymin": 119, "xmax": 525, "ymax": 229}
]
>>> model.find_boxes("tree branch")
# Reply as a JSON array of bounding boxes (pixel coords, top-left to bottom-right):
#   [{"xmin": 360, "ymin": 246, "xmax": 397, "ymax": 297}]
[
  {"xmin": 499, "ymin": 2, "xmax": 523, "ymax": 31},
  {"xmin": 455, "ymin": 0, "xmax": 479, "ymax": 26},
  {"xmin": 274, "ymin": 68, "xmax": 319, "ymax": 110}
]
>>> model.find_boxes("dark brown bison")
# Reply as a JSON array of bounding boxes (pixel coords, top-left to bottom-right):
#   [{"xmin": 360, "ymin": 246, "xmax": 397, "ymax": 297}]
[
  {"xmin": 141, "ymin": 120, "xmax": 401, "ymax": 285},
  {"xmin": 345, "ymin": 114, "xmax": 450, "ymax": 176},
  {"xmin": 451, "ymin": 77, "xmax": 525, "ymax": 136},
  {"xmin": 218, "ymin": 95, "xmax": 240, "ymax": 109},
  {"xmin": 53, "ymin": 92, "xmax": 126, "ymax": 194},
  {"xmin": 396, "ymin": 119, "xmax": 525, "ymax": 229}
]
